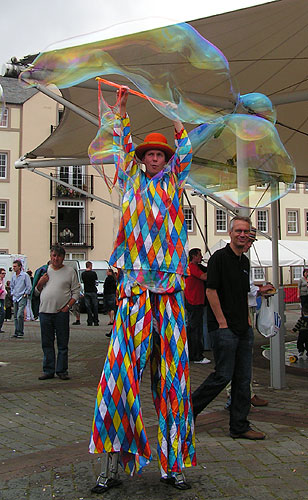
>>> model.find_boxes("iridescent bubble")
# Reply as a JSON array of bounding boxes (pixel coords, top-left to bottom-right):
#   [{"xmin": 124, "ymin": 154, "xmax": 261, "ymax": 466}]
[
  {"xmin": 240, "ymin": 93, "xmax": 277, "ymax": 124},
  {"xmin": 188, "ymin": 112, "xmax": 295, "ymax": 208},
  {"xmin": 20, "ymin": 20, "xmax": 237, "ymax": 125}
]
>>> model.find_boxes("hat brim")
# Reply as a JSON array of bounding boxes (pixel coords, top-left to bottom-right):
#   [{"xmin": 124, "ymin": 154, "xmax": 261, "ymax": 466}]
[{"xmin": 135, "ymin": 141, "xmax": 175, "ymax": 162}]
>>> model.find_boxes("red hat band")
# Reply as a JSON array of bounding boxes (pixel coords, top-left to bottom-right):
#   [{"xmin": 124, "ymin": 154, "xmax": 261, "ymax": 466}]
[{"xmin": 135, "ymin": 132, "xmax": 175, "ymax": 161}]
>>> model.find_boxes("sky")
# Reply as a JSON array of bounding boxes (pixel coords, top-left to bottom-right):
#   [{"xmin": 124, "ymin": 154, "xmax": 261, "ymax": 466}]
[{"xmin": 1, "ymin": 0, "xmax": 271, "ymax": 64}]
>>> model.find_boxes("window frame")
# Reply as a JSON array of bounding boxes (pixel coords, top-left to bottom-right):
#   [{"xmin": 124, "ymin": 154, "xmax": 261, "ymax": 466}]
[
  {"xmin": 214, "ymin": 207, "xmax": 229, "ymax": 235},
  {"xmin": 0, "ymin": 200, "xmax": 9, "ymax": 231},
  {"xmin": 183, "ymin": 206, "xmax": 196, "ymax": 234},
  {"xmin": 256, "ymin": 208, "xmax": 270, "ymax": 234},
  {"xmin": 0, "ymin": 151, "xmax": 9, "ymax": 182},
  {"xmin": 286, "ymin": 208, "xmax": 300, "ymax": 235},
  {"xmin": 0, "ymin": 107, "xmax": 9, "ymax": 128}
]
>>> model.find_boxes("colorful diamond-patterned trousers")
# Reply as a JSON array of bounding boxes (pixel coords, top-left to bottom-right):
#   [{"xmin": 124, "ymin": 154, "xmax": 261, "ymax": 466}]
[{"xmin": 89, "ymin": 283, "xmax": 196, "ymax": 477}]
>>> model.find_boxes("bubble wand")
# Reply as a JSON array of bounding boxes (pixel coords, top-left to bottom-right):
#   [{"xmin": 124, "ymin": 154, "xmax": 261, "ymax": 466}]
[{"xmin": 96, "ymin": 77, "xmax": 166, "ymax": 107}]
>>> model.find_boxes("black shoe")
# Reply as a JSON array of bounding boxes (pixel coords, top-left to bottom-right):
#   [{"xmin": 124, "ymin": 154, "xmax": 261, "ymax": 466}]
[
  {"xmin": 0, "ymin": 330, "xmax": 5, "ymax": 333},
  {"xmin": 38, "ymin": 373, "xmax": 54, "ymax": 380},
  {"xmin": 11, "ymin": 334, "xmax": 17, "ymax": 338},
  {"xmin": 106, "ymin": 330, "xmax": 112, "ymax": 338},
  {"xmin": 87, "ymin": 323, "xmax": 93, "ymax": 326},
  {"xmin": 72, "ymin": 320, "xmax": 80, "ymax": 325},
  {"xmin": 94, "ymin": 323, "xmax": 99, "ymax": 326},
  {"xmin": 160, "ymin": 474, "xmax": 191, "ymax": 490},
  {"xmin": 91, "ymin": 478, "xmax": 122, "ymax": 494},
  {"xmin": 57, "ymin": 373, "xmax": 70, "ymax": 380}
]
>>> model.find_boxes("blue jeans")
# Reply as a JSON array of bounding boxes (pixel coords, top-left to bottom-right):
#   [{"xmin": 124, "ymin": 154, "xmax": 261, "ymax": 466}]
[
  {"xmin": 13, "ymin": 297, "xmax": 27, "ymax": 336},
  {"xmin": 39, "ymin": 312, "xmax": 70, "ymax": 375},
  {"xmin": 192, "ymin": 327, "xmax": 254, "ymax": 434},
  {"xmin": 84, "ymin": 292, "xmax": 99, "ymax": 325},
  {"xmin": 0, "ymin": 299, "xmax": 4, "ymax": 330}
]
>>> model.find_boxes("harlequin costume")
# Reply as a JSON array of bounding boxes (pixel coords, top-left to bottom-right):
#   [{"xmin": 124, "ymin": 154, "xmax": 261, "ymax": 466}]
[{"xmin": 89, "ymin": 111, "xmax": 196, "ymax": 489}]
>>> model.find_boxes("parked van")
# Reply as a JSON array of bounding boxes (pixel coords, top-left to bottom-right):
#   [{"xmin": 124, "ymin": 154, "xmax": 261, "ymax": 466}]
[{"xmin": 64, "ymin": 259, "xmax": 110, "ymax": 311}]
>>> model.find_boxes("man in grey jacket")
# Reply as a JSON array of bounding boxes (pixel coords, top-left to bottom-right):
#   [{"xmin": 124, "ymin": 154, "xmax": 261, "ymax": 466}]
[{"xmin": 36, "ymin": 245, "xmax": 80, "ymax": 380}]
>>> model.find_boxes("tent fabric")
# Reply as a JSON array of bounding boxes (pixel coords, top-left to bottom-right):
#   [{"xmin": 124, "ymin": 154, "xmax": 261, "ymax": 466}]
[
  {"xmin": 25, "ymin": 0, "xmax": 308, "ymax": 181},
  {"xmin": 205, "ymin": 239, "xmax": 307, "ymax": 267}
]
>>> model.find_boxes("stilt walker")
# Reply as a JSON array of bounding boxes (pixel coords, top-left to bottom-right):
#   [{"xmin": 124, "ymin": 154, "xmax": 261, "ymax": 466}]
[{"xmin": 89, "ymin": 88, "xmax": 196, "ymax": 493}]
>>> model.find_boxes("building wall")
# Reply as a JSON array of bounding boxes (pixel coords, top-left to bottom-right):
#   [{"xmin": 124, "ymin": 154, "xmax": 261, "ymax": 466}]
[{"xmin": 0, "ymin": 105, "xmax": 22, "ymax": 252}]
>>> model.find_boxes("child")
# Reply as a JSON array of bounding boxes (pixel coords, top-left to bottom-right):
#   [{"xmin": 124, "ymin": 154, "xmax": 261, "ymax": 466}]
[{"xmin": 293, "ymin": 305, "xmax": 308, "ymax": 357}]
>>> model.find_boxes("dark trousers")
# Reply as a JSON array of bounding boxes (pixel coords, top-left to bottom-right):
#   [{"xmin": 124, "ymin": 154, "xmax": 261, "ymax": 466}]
[
  {"xmin": 185, "ymin": 302, "xmax": 204, "ymax": 361},
  {"xmin": 192, "ymin": 327, "xmax": 254, "ymax": 434},
  {"xmin": 84, "ymin": 292, "xmax": 99, "ymax": 325},
  {"xmin": 39, "ymin": 312, "xmax": 70, "ymax": 375},
  {"xmin": 5, "ymin": 306, "xmax": 12, "ymax": 320},
  {"xmin": 0, "ymin": 299, "xmax": 4, "ymax": 330},
  {"xmin": 297, "ymin": 329, "xmax": 308, "ymax": 353}
]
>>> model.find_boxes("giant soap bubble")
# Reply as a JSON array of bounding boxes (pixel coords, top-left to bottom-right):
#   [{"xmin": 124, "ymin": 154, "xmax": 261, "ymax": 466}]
[
  {"xmin": 20, "ymin": 21, "xmax": 295, "ymax": 210},
  {"xmin": 187, "ymin": 104, "xmax": 295, "ymax": 208},
  {"xmin": 20, "ymin": 19, "xmax": 237, "ymax": 125}
]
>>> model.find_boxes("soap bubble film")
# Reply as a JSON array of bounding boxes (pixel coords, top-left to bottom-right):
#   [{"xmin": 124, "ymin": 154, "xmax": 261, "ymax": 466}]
[
  {"xmin": 20, "ymin": 20, "xmax": 295, "ymax": 210},
  {"xmin": 188, "ymin": 110, "xmax": 295, "ymax": 208},
  {"xmin": 20, "ymin": 20, "xmax": 237, "ymax": 125}
]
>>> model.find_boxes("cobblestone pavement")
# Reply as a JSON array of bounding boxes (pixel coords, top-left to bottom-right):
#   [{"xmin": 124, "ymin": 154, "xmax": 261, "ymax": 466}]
[{"xmin": 0, "ymin": 308, "xmax": 308, "ymax": 500}]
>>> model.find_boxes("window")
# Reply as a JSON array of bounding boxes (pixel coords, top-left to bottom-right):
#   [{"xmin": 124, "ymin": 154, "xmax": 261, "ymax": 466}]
[
  {"xmin": 0, "ymin": 108, "xmax": 8, "ymax": 127},
  {"xmin": 216, "ymin": 209, "xmax": 227, "ymax": 232},
  {"xmin": 0, "ymin": 153, "xmax": 7, "ymax": 179},
  {"xmin": 65, "ymin": 252, "xmax": 86, "ymax": 260},
  {"xmin": 287, "ymin": 210, "xmax": 298, "ymax": 234},
  {"xmin": 0, "ymin": 201, "xmax": 7, "ymax": 228},
  {"xmin": 256, "ymin": 182, "xmax": 269, "ymax": 190},
  {"xmin": 59, "ymin": 165, "xmax": 84, "ymax": 190},
  {"xmin": 257, "ymin": 210, "xmax": 268, "ymax": 233},
  {"xmin": 252, "ymin": 268, "xmax": 266, "ymax": 282},
  {"xmin": 289, "ymin": 183, "xmax": 297, "ymax": 191},
  {"xmin": 292, "ymin": 267, "xmax": 303, "ymax": 281},
  {"xmin": 183, "ymin": 207, "xmax": 194, "ymax": 233}
]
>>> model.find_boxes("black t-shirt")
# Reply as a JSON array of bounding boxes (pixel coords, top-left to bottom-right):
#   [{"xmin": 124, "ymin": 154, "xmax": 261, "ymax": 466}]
[
  {"xmin": 207, "ymin": 244, "xmax": 250, "ymax": 335},
  {"xmin": 103, "ymin": 275, "xmax": 116, "ymax": 295},
  {"xmin": 81, "ymin": 270, "xmax": 98, "ymax": 293}
]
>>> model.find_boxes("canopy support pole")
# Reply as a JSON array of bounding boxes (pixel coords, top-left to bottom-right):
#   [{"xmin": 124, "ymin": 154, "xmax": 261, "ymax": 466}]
[{"xmin": 270, "ymin": 190, "xmax": 286, "ymax": 389}]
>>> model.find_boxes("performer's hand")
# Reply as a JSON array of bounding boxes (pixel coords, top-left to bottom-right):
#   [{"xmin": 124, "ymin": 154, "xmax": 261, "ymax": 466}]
[{"xmin": 116, "ymin": 87, "xmax": 129, "ymax": 116}]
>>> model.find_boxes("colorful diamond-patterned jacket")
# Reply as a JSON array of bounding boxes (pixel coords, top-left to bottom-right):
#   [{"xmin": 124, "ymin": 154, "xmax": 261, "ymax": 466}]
[{"xmin": 109, "ymin": 113, "xmax": 192, "ymax": 280}]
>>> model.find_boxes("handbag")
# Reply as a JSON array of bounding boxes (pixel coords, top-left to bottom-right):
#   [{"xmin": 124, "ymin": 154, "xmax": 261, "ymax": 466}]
[{"xmin": 256, "ymin": 296, "xmax": 281, "ymax": 338}]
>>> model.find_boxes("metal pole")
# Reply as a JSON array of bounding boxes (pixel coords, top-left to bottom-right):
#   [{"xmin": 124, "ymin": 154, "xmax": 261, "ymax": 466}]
[{"xmin": 270, "ymin": 195, "xmax": 286, "ymax": 388}]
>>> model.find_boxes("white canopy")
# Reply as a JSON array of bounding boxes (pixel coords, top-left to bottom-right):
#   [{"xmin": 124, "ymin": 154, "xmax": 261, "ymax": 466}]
[{"xmin": 205, "ymin": 239, "xmax": 308, "ymax": 267}]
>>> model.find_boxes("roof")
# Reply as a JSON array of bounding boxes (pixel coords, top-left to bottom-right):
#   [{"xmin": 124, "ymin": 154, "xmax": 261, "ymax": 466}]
[{"xmin": 0, "ymin": 76, "xmax": 38, "ymax": 104}]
